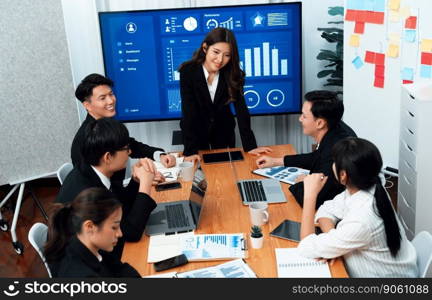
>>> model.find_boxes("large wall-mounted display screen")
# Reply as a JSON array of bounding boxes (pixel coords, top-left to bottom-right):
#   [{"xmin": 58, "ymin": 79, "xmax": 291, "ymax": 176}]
[{"xmin": 99, "ymin": 2, "xmax": 302, "ymax": 122}]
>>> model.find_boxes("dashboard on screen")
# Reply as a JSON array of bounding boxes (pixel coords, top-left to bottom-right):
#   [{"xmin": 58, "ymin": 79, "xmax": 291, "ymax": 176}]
[{"xmin": 99, "ymin": 3, "xmax": 302, "ymax": 122}]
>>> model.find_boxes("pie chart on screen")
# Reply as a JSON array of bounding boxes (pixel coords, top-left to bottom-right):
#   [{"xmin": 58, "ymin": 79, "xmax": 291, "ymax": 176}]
[{"xmin": 183, "ymin": 16, "xmax": 197, "ymax": 31}]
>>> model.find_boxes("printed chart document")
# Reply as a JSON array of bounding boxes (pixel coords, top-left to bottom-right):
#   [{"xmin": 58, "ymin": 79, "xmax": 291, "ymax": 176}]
[
  {"xmin": 253, "ymin": 166, "xmax": 309, "ymax": 185},
  {"xmin": 275, "ymin": 248, "xmax": 331, "ymax": 278},
  {"xmin": 181, "ymin": 233, "xmax": 246, "ymax": 261},
  {"xmin": 148, "ymin": 233, "xmax": 246, "ymax": 263},
  {"xmin": 143, "ymin": 259, "xmax": 256, "ymax": 278},
  {"xmin": 176, "ymin": 259, "xmax": 256, "ymax": 278}
]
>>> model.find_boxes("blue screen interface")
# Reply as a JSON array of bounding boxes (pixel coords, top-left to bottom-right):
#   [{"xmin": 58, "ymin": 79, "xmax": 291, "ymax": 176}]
[{"xmin": 99, "ymin": 3, "xmax": 301, "ymax": 122}]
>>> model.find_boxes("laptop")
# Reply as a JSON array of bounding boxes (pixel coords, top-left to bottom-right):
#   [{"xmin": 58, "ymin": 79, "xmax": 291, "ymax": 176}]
[
  {"xmin": 229, "ymin": 151, "xmax": 286, "ymax": 205},
  {"xmin": 145, "ymin": 167, "xmax": 207, "ymax": 236}
]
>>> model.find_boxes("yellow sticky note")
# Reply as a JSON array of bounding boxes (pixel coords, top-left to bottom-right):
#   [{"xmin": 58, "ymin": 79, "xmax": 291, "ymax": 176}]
[
  {"xmin": 389, "ymin": 33, "xmax": 401, "ymax": 43},
  {"xmin": 349, "ymin": 34, "xmax": 360, "ymax": 47},
  {"xmin": 400, "ymin": 6, "xmax": 411, "ymax": 18},
  {"xmin": 389, "ymin": 10, "xmax": 400, "ymax": 22},
  {"xmin": 421, "ymin": 39, "xmax": 432, "ymax": 52},
  {"xmin": 387, "ymin": 44, "xmax": 399, "ymax": 58},
  {"xmin": 389, "ymin": 0, "xmax": 400, "ymax": 11}
]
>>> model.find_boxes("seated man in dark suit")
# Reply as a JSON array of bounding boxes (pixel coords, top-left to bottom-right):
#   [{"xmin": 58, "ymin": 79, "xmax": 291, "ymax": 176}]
[
  {"xmin": 71, "ymin": 73, "xmax": 176, "ymax": 186},
  {"xmin": 256, "ymin": 90, "xmax": 357, "ymax": 208},
  {"xmin": 57, "ymin": 117, "xmax": 157, "ymax": 257}
]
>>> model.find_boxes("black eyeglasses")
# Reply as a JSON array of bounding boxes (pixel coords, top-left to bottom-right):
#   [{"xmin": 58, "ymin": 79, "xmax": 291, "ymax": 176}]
[{"xmin": 118, "ymin": 145, "xmax": 130, "ymax": 152}]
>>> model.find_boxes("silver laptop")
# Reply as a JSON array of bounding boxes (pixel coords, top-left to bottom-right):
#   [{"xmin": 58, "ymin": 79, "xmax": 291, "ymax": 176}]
[
  {"xmin": 145, "ymin": 167, "xmax": 207, "ymax": 236},
  {"xmin": 229, "ymin": 151, "xmax": 286, "ymax": 205}
]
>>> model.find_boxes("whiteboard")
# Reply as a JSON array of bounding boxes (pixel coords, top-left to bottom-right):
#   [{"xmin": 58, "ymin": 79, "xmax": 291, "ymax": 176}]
[
  {"xmin": 343, "ymin": 0, "xmax": 432, "ymax": 169},
  {"xmin": 0, "ymin": 0, "xmax": 79, "ymax": 185}
]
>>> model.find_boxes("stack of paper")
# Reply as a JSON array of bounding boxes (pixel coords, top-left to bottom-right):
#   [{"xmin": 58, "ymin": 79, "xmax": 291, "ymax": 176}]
[{"xmin": 275, "ymin": 248, "xmax": 331, "ymax": 278}]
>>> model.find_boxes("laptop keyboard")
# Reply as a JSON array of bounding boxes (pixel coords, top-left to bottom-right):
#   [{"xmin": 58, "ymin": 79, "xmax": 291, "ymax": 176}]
[
  {"xmin": 165, "ymin": 204, "xmax": 190, "ymax": 228},
  {"xmin": 238, "ymin": 180, "xmax": 267, "ymax": 202}
]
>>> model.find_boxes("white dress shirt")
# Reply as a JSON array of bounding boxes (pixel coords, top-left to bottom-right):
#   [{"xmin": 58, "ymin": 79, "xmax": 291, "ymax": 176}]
[
  {"xmin": 202, "ymin": 65, "xmax": 219, "ymax": 102},
  {"xmin": 297, "ymin": 186, "xmax": 418, "ymax": 277},
  {"xmin": 91, "ymin": 166, "xmax": 111, "ymax": 190}
]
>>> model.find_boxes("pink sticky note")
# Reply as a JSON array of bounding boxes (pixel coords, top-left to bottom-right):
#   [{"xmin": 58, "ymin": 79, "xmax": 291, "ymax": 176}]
[
  {"xmin": 357, "ymin": 10, "xmax": 367, "ymax": 22},
  {"xmin": 375, "ymin": 53, "xmax": 385, "ymax": 65},
  {"xmin": 375, "ymin": 65, "xmax": 385, "ymax": 77},
  {"xmin": 345, "ymin": 9, "xmax": 358, "ymax": 21},
  {"xmin": 354, "ymin": 22, "xmax": 365, "ymax": 34},
  {"xmin": 405, "ymin": 16, "xmax": 417, "ymax": 29},
  {"xmin": 365, "ymin": 51, "xmax": 376, "ymax": 63},
  {"xmin": 421, "ymin": 52, "xmax": 432, "ymax": 65},
  {"xmin": 368, "ymin": 11, "xmax": 385, "ymax": 24},
  {"xmin": 374, "ymin": 76, "xmax": 385, "ymax": 88}
]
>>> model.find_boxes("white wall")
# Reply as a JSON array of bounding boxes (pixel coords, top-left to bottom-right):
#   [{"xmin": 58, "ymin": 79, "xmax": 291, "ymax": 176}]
[
  {"xmin": 62, "ymin": 0, "xmax": 343, "ymax": 154},
  {"xmin": 343, "ymin": 0, "xmax": 432, "ymax": 169}
]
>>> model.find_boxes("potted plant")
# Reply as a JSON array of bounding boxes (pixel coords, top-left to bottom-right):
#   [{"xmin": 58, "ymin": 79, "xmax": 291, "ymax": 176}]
[
  {"xmin": 250, "ymin": 225, "xmax": 263, "ymax": 249},
  {"xmin": 317, "ymin": 6, "xmax": 344, "ymax": 91}
]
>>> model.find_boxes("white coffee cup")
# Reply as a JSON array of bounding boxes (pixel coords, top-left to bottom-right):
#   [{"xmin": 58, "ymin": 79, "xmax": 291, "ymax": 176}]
[
  {"xmin": 249, "ymin": 202, "xmax": 269, "ymax": 226},
  {"xmin": 178, "ymin": 161, "xmax": 194, "ymax": 181}
]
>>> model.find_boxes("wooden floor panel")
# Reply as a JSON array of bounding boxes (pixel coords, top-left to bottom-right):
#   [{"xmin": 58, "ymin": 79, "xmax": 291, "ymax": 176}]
[{"xmin": 0, "ymin": 181, "xmax": 59, "ymax": 278}]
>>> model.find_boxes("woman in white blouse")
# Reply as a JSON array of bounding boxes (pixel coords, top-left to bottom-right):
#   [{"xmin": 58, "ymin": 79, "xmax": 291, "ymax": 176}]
[{"xmin": 298, "ymin": 137, "xmax": 418, "ymax": 277}]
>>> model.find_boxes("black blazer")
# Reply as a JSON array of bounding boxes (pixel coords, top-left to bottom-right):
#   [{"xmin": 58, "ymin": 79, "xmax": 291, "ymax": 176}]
[
  {"xmin": 49, "ymin": 236, "xmax": 140, "ymax": 278},
  {"xmin": 56, "ymin": 163, "xmax": 157, "ymax": 257},
  {"xmin": 71, "ymin": 114, "xmax": 164, "ymax": 184},
  {"xmin": 179, "ymin": 63, "xmax": 257, "ymax": 156},
  {"xmin": 285, "ymin": 121, "xmax": 357, "ymax": 208}
]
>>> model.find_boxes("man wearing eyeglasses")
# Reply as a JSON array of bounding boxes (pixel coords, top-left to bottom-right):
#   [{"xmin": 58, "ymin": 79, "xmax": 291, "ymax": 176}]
[
  {"xmin": 71, "ymin": 73, "xmax": 177, "ymax": 187},
  {"xmin": 57, "ymin": 117, "xmax": 158, "ymax": 258}
]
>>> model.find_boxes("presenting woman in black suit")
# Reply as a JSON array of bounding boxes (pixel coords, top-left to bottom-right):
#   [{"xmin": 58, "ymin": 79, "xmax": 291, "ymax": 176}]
[{"xmin": 179, "ymin": 27, "xmax": 271, "ymax": 156}]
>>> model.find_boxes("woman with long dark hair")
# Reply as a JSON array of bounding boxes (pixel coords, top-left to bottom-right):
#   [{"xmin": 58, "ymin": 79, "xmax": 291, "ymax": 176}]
[
  {"xmin": 45, "ymin": 187, "xmax": 140, "ymax": 277},
  {"xmin": 298, "ymin": 137, "xmax": 417, "ymax": 277},
  {"xmin": 179, "ymin": 27, "xmax": 271, "ymax": 156}
]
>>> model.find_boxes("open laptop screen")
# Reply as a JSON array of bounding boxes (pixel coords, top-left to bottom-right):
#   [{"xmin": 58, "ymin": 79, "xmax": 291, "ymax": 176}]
[{"xmin": 189, "ymin": 168, "xmax": 207, "ymax": 225}]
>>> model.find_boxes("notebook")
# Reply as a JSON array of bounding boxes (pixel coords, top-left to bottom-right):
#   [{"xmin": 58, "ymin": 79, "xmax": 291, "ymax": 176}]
[
  {"xmin": 253, "ymin": 166, "xmax": 310, "ymax": 185},
  {"xmin": 145, "ymin": 167, "xmax": 207, "ymax": 236},
  {"xmin": 275, "ymin": 248, "xmax": 331, "ymax": 278},
  {"xmin": 228, "ymin": 151, "xmax": 286, "ymax": 205}
]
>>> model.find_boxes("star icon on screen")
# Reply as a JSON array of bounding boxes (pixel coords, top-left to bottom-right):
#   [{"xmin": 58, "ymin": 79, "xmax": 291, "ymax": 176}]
[{"xmin": 251, "ymin": 13, "xmax": 264, "ymax": 26}]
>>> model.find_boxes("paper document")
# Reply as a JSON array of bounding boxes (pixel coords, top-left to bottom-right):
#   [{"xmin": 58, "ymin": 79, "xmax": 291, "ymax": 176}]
[
  {"xmin": 154, "ymin": 153, "xmax": 184, "ymax": 182},
  {"xmin": 181, "ymin": 233, "xmax": 246, "ymax": 261},
  {"xmin": 148, "ymin": 233, "xmax": 246, "ymax": 263},
  {"xmin": 147, "ymin": 232, "xmax": 194, "ymax": 263},
  {"xmin": 143, "ymin": 271, "xmax": 177, "ymax": 278},
  {"xmin": 176, "ymin": 259, "xmax": 256, "ymax": 278},
  {"xmin": 275, "ymin": 248, "xmax": 331, "ymax": 278},
  {"xmin": 253, "ymin": 166, "xmax": 310, "ymax": 185}
]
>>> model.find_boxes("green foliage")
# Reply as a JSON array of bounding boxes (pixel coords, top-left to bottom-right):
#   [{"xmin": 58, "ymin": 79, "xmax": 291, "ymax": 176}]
[
  {"xmin": 251, "ymin": 225, "xmax": 263, "ymax": 238},
  {"xmin": 317, "ymin": 6, "xmax": 344, "ymax": 88}
]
